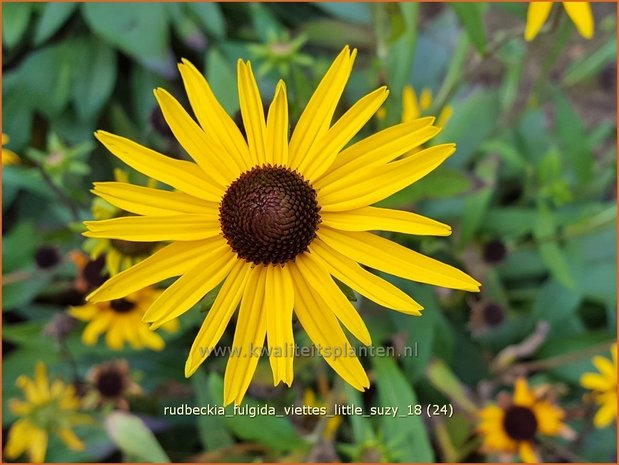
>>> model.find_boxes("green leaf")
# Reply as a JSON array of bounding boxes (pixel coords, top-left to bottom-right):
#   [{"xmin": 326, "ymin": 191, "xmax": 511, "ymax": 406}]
[
  {"xmin": 425, "ymin": 358, "xmax": 477, "ymax": 414},
  {"xmin": 2, "ymin": 2, "xmax": 33, "ymax": 49},
  {"xmin": 248, "ymin": 3, "xmax": 284, "ymax": 42},
  {"xmin": 209, "ymin": 373, "xmax": 306, "ymax": 452},
  {"xmin": 105, "ymin": 412, "xmax": 170, "ymax": 463},
  {"xmin": 192, "ymin": 371, "xmax": 234, "ymax": 450},
  {"xmin": 530, "ymin": 279, "xmax": 581, "ymax": 329},
  {"xmin": 534, "ymin": 203, "xmax": 576, "ymax": 289},
  {"xmin": 562, "ymin": 38, "xmax": 617, "ymax": 87},
  {"xmin": 82, "ymin": 3, "xmax": 173, "ymax": 76},
  {"xmin": 187, "ymin": 3, "xmax": 226, "ymax": 39},
  {"xmin": 206, "ymin": 48, "xmax": 239, "ymax": 115},
  {"xmin": 451, "ymin": 3, "xmax": 487, "ymax": 54},
  {"xmin": 385, "ymin": 3, "xmax": 419, "ymax": 97},
  {"xmin": 372, "ymin": 357, "xmax": 434, "ymax": 462},
  {"xmin": 343, "ymin": 384, "xmax": 375, "ymax": 445},
  {"xmin": 301, "ymin": 19, "xmax": 374, "ymax": 50},
  {"xmin": 72, "ymin": 39, "xmax": 117, "ymax": 120},
  {"xmin": 552, "ymin": 88, "xmax": 594, "ymax": 186},
  {"xmin": 315, "ymin": 2, "xmax": 371, "ymax": 24},
  {"xmin": 2, "ymin": 222, "xmax": 37, "ymax": 273},
  {"xmin": 33, "ymin": 3, "xmax": 77, "ymax": 45},
  {"xmin": 497, "ymin": 39, "xmax": 525, "ymax": 111}
]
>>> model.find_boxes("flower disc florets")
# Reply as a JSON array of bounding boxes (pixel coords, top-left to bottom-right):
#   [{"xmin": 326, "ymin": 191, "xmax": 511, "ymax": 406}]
[{"xmin": 220, "ymin": 165, "xmax": 320, "ymax": 265}]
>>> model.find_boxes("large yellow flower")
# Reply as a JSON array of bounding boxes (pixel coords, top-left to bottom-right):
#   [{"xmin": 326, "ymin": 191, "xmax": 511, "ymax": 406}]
[
  {"xmin": 69, "ymin": 287, "xmax": 178, "ymax": 351},
  {"xmin": 4, "ymin": 362, "xmax": 89, "ymax": 463},
  {"xmin": 580, "ymin": 343, "xmax": 617, "ymax": 428},
  {"xmin": 478, "ymin": 378, "xmax": 571, "ymax": 463},
  {"xmin": 525, "ymin": 2, "xmax": 594, "ymax": 41},
  {"xmin": 84, "ymin": 46, "xmax": 480, "ymax": 405}
]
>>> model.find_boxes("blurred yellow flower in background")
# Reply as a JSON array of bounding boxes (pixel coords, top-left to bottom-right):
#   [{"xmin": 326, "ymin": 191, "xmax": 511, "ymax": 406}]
[
  {"xmin": 2, "ymin": 133, "xmax": 20, "ymax": 165},
  {"xmin": 580, "ymin": 343, "xmax": 617, "ymax": 428},
  {"xmin": 402, "ymin": 85, "xmax": 452, "ymax": 130},
  {"xmin": 478, "ymin": 378, "xmax": 572, "ymax": 463},
  {"xmin": 4, "ymin": 362, "xmax": 89, "ymax": 463},
  {"xmin": 69, "ymin": 287, "xmax": 178, "ymax": 351},
  {"xmin": 525, "ymin": 1, "xmax": 594, "ymax": 41}
]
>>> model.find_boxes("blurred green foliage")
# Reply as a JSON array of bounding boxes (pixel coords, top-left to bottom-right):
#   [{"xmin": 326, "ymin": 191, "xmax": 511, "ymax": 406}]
[{"xmin": 2, "ymin": 2, "xmax": 617, "ymax": 463}]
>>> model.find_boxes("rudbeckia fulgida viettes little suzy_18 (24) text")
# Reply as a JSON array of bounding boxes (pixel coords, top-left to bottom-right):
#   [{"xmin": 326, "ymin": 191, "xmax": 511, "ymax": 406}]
[{"xmin": 83, "ymin": 46, "xmax": 481, "ymax": 405}]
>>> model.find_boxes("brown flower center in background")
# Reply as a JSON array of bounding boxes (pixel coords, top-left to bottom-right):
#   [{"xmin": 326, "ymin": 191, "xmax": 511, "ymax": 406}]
[
  {"xmin": 110, "ymin": 298, "xmax": 136, "ymax": 313},
  {"xmin": 503, "ymin": 405, "xmax": 538, "ymax": 441},
  {"xmin": 110, "ymin": 239, "xmax": 156, "ymax": 257},
  {"xmin": 219, "ymin": 166, "xmax": 320, "ymax": 265},
  {"xmin": 96, "ymin": 371, "xmax": 125, "ymax": 398}
]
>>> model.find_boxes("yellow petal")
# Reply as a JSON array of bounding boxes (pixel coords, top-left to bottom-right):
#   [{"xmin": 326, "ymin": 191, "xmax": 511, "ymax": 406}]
[
  {"xmin": 5, "ymin": 419, "xmax": 32, "ymax": 459},
  {"xmin": 33, "ymin": 362, "xmax": 50, "ymax": 400},
  {"xmin": 593, "ymin": 355, "xmax": 616, "ymax": 382},
  {"xmin": 94, "ymin": 131, "xmax": 220, "ymax": 202},
  {"xmin": 9, "ymin": 399, "xmax": 31, "ymax": 416},
  {"xmin": 264, "ymin": 265, "xmax": 295, "ymax": 386},
  {"xmin": 185, "ymin": 260, "xmax": 251, "ymax": 377},
  {"xmin": 518, "ymin": 441, "xmax": 539, "ymax": 464},
  {"xmin": 178, "ymin": 59, "xmax": 251, "ymax": 171},
  {"xmin": 524, "ymin": 2, "xmax": 553, "ymax": 41},
  {"xmin": 57, "ymin": 427, "xmax": 84, "ymax": 451},
  {"xmin": 105, "ymin": 323, "xmax": 126, "ymax": 350},
  {"xmin": 318, "ymin": 228, "xmax": 481, "ymax": 292},
  {"xmin": 581, "ymin": 372, "xmax": 613, "ymax": 391},
  {"xmin": 300, "ymin": 86, "xmax": 389, "ymax": 182},
  {"xmin": 106, "ymin": 250, "xmax": 122, "ymax": 276},
  {"xmin": 87, "ymin": 238, "xmax": 225, "ymax": 302},
  {"xmin": 137, "ymin": 324, "xmax": 165, "ymax": 351},
  {"xmin": 321, "ymin": 206, "xmax": 452, "ymax": 236},
  {"xmin": 84, "ymin": 215, "xmax": 221, "ymax": 241},
  {"xmin": 437, "ymin": 105, "xmax": 453, "ymax": 128},
  {"xmin": 593, "ymin": 397, "xmax": 617, "ymax": 428},
  {"xmin": 92, "ymin": 182, "xmax": 217, "ymax": 217},
  {"xmin": 309, "ymin": 239, "xmax": 423, "ymax": 314},
  {"xmin": 265, "ymin": 81, "xmax": 289, "ymax": 166},
  {"xmin": 402, "ymin": 85, "xmax": 420, "ymax": 122},
  {"xmin": 238, "ymin": 60, "xmax": 267, "ymax": 166},
  {"xmin": 290, "ymin": 263, "xmax": 370, "ymax": 391},
  {"xmin": 295, "ymin": 253, "xmax": 371, "ymax": 346},
  {"xmin": 288, "ymin": 46, "xmax": 356, "ymax": 169},
  {"xmin": 223, "ymin": 267, "xmax": 267, "ymax": 405},
  {"xmin": 563, "ymin": 1, "xmax": 594, "ymax": 39},
  {"xmin": 144, "ymin": 246, "xmax": 236, "ymax": 328},
  {"xmin": 513, "ymin": 377, "xmax": 535, "ymax": 406},
  {"xmin": 533, "ymin": 401, "xmax": 564, "ymax": 435},
  {"xmin": 318, "ymin": 118, "xmax": 436, "ymax": 186},
  {"xmin": 318, "ymin": 143, "xmax": 455, "ymax": 211},
  {"xmin": 419, "ymin": 88, "xmax": 432, "ymax": 111},
  {"xmin": 82, "ymin": 312, "xmax": 114, "ymax": 345},
  {"xmin": 28, "ymin": 426, "xmax": 48, "ymax": 463},
  {"xmin": 16, "ymin": 375, "xmax": 42, "ymax": 404},
  {"xmin": 154, "ymin": 88, "xmax": 240, "ymax": 184}
]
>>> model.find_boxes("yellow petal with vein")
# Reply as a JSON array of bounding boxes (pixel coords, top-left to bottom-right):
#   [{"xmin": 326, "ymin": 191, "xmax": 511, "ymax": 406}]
[
  {"xmin": 145, "ymin": 246, "xmax": 235, "ymax": 328},
  {"xmin": 319, "ymin": 143, "xmax": 455, "ymax": 211},
  {"xmin": 92, "ymin": 182, "xmax": 217, "ymax": 216},
  {"xmin": 95, "ymin": 131, "xmax": 220, "ymax": 202},
  {"xmin": 563, "ymin": 2, "xmax": 594, "ymax": 39},
  {"xmin": 185, "ymin": 260, "xmax": 251, "ymax": 377},
  {"xmin": 524, "ymin": 2, "xmax": 553, "ymax": 41},
  {"xmin": 265, "ymin": 265, "xmax": 295, "ymax": 386},
  {"xmin": 84, "ymin": 215, "xmax": 220, "ymax": 241},
  {"xmin": 266, "ymin": 81, "xmax": 289, "ymax": 165},
  {"xmin": 238, "ymin": 60, "xmax": 267, "ymax": 166},
  {"xmin": 223, "ymin": 267, "xmax": 267, "ymax": 405},
  {"xmin": 290, "ymin": 263, "xmax": 370, "ymax": 391},
  {"xmin": 87, "ymin": 238, "xmax": 224, "ymax": 302},
  {"xmin": 321, "ymin": 206, "xmax": 451, "ymax": 236},
  {"xmin": 296, "ymin": 254, "xmax": 371, "ymax": 346},
  {"xmin": 309, "ymin": 239, "xmax": 423, "ymax": 314},
  {"xmin": 318, "ymin": 228, "xmax": 480, "ymax": 292},
  {"xmin": 178, "ymin": 59, "xmax": 251, "ymax": 171}
]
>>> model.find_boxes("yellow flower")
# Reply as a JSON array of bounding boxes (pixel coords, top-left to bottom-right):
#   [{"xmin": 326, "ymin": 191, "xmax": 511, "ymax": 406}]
[
  {"xmin": 478, "ymin": 378, "xmax": 571, "ymax": 463},
  {"xmin": 4, "ymin": 362, "xmax": 89, "ymax": 463},
  {"xmin": 402, "ymin": 85, "xmax": 452, "ymax": 129},
  {"xmin": 580, "ymin": 343, "xmax": 617, "ymax": 428},
  {"xmin": 84, "ymin": 46, "xmax": 480, "ymax": 405},
  {"xmin": 525, "ymin": 2, "xmax": 594, "ymax": 41},
  {"xmin": 84, "ymin": 359, "xmax": 142, "ymax": 410},
  {"xmin": 69, "ymin": 287, "xmax": 179, "ymax": 351},
  {"xmin": 2, "ymin": 133, "xmax": 20, "ymax": 165},
  {"xmin": 84, "ymin": 169, "xmax": 160, "ymax": 275}
]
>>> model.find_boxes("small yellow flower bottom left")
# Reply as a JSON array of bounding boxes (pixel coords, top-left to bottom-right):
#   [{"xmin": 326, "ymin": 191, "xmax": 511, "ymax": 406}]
[{"xmin": 4, "ymin": 362, "xmax": 91, "ymax": 463}]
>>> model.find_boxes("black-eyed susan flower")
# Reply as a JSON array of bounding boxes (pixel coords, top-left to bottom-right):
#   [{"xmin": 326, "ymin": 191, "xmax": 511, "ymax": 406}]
[
  {"xmin": 580, "ymin": 343, "xmax": 617, "ymax": 428},
  {"xmin": 2, "ymin": 133, "xmax": 20, "ymax": 165},
  {"xmin": 84, "ymin": 46, "xmax": 480, "ymax": 405},
  {"xmin": 69, "ymin": 287, "xmax": 179, "ymax": 351},
  {"xmin": 468, "ymin": 300, "xmax": 506, "ymax": 336},
  {"xmin": 83, "ymin": 359, "xmax": 142, "ymax": 410},
  {"xmin": 4, "ymin": 362, "xmax": 89, "ymax": 463},
  {"xmin": 84, "ymin": 169, "xmax": 161, "ymax": 276},
  {"xmin": 525, "ymin": 1, "xmax": 594, "ymax": 41},
  {"xmin": 478, "ymin": 378, "xmax": 573, "ymax": 463}
]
